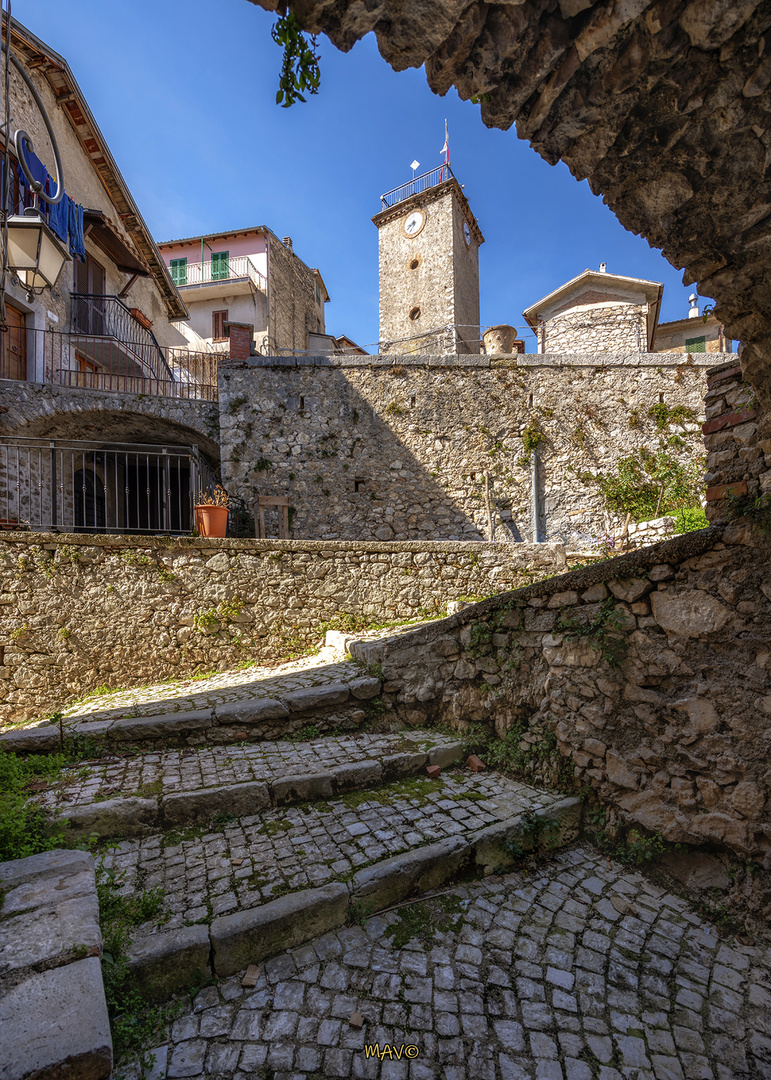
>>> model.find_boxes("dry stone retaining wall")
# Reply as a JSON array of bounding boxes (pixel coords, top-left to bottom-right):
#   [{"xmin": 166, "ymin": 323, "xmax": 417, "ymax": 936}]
[
  {"xmin": 0, "ymin": 532, "xmax": 564, "ymax": 723},
  {"xmin": 350, "ymin": 525, "xmax": 771, "ymax": 916},
  {"xmin": 219, "ymin": 351, "xmax": 723, "ymax": 548}
]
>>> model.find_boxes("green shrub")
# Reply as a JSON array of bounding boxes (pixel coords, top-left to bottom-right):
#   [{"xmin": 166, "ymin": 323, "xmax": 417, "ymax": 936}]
[
  {"xmin": 0, "ymin": 750, "xmax": 68, "ymax": 861},
  {"xmin": 673, "ymin": 506, "xmax": 708, "ymax": 533}
]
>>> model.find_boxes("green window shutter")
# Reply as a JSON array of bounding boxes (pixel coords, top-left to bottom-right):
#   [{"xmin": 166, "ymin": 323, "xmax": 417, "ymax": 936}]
[
  {"xmin": 211, "ymin": 251, "xmax": 229, "ymax": 281},
  {"xmin": 685, "ymin": 335, "xmax": 705, "ymax": 353},
  {"xmin": 170, "ymin": 258, "xmax": 187, "ymax": 286}
]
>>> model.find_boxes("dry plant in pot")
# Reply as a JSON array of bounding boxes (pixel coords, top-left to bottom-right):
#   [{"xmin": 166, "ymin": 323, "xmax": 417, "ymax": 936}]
[{"xmin": 194, "ymin": 485, "xmax": 230, "ymax": 537}]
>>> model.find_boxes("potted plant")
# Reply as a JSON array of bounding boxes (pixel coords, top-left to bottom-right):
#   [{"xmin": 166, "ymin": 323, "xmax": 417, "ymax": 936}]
[{"xmin": 194, "ymin": 484, "xmax": 230, "ymax": 538}]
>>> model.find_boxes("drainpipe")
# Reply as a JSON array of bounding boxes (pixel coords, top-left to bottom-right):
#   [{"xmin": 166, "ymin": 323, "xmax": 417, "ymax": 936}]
[{"xmin": 531, "ymin": 449, "xmax": 541, "ymax": 543}]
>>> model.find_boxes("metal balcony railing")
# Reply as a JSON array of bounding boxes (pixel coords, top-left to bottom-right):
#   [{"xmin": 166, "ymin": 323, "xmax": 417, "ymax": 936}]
[
  {"xmin": 8, "ymin": 327, "xmax": 220, "ymax": 401},
  {"xmin": 0, "ymin": 438, "xmax": 218, "ymax": 535},
  {"xmin": 170, "ymin": 255, "xmax": 267, "ymax": 293},
  {"xmin": 380, "ymin": 164, "xmax": 455, "ymax": 209}
]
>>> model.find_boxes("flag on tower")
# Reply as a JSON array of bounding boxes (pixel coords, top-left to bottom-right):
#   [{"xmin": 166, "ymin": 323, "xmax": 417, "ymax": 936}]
[{"xmin": 440, "ymin": 119, "xmax": 449, "ymax": 163}]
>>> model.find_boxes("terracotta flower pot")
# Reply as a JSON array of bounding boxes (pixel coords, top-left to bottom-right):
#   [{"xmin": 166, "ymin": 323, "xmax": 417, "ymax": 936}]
[{"xmin": 194, "ymin": 505, "xmax": 228, "ymax": 537}]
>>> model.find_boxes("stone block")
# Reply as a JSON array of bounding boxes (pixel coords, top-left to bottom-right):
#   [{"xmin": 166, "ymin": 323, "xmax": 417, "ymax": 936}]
[
  {"xmin": 351, "ymin": 835, "xmax": 471, "ymax": 910},
  {"xmin": 581, "ymin": 584, "xmax": 608, "ymax": 602},
  {"xmin": 57, "ymin": 796, "xmax": 160, "ymax": 840},
  {"xmin": 2, "ymin": 868, "xmax": 95, "ymax": 916},
  {"xmin": 427, "ymin": 741, "xmax": 464, "ymax": 768},
  {"xmin": 109, "ymin": 710, "xmax": 213, "ymax": 742},
  {"xmin": 0, "ymin": 958, "xmax": 112, "ymax": 1079},
  {"xmin": 215, "ymin": 698, "xmax": 290, "ymax": 725},
  {"xmin": 381, "ymin": 751, "xmax": 427, "ymax": 779},
  {"xmin": 162, "ymin": 782, "xmax": 271, "ymax": 826},
  {"xmin": 126, "ymin": 925, "xmax": 212, "ymax": 1002},
  {"xmin": 0, "ymin": 894, "xmax": 102, "ymax": 977},
  {"xmin": 651, "ymin": 588, "xmax": 732, "ymax": 638},
  {"xmin": 284, "ymin": 684, "xmax": 350, "ymax": 712},
  {"xmin": 330, "ymin": 760, "xmax": 382, "ymax": 792},
  {"xmin": 348, "ymin": 677, "xmax": 382, "ymax": 700},
  {"xmin": 272, "ymin": 772, "xmax": 334, "ymax": 804},
  {"xmin": 211, "ymin": 883, "xmax": 349, "ymax": 977},
  {"xmin": 608, "ymin": 578, "xmax": 652, "ymax": 603},
  {"xmin": 0, "ymin": 725, "xmax": 60, "ymax": 753},
  {"xmin": 0, "ymin": 848, "xmax": 93, "ymax": 891}
]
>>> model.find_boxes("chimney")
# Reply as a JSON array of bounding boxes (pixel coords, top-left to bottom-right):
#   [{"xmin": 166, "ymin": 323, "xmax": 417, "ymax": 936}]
[
  {"xmin": 225, "ymin": 321, "xmax": 254, "ymax": 361},
  {"xmin": 282, "ymin": 236, "xmax": 293, "ymax": 252},
  {"xmin": 599, "ymin": 262, "xmax": 607, "ymax": 273},
  {"xmin": 688, "ymin": 293, "xmax": 699, "ymax": 318}
]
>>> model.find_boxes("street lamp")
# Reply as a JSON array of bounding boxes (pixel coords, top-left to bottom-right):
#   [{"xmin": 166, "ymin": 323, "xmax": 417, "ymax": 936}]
[{"xmin": 6, "ymin": 208, "xmax": 69, "ymax": 292}]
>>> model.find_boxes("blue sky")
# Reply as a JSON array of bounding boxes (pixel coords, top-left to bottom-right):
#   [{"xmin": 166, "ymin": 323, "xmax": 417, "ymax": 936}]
[{"xmin": 21, "ymin": 0, "xmax": 707, "ymax": 351}]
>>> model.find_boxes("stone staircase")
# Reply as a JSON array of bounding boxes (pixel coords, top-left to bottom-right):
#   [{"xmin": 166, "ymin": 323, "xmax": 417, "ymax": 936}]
[{"xmin": 27, "ymin": 730, "xmax": 581, "ymax": 1000}]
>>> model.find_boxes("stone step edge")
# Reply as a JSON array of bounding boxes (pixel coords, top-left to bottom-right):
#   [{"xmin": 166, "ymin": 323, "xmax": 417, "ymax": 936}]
[
  {"xmin": 126, "ymin": 797, "xmax": 582, "ymax": 1001},
  {"xmin": 0, "ymin": 675, "xmax": 384, "ymax": 754},
  {"xmin": 47, "ymin": 742, "xmax": 465, "ymax": 841}
]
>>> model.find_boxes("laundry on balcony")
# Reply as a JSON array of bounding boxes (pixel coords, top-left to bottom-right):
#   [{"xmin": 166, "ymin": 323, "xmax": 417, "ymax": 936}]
[{"xmin": 68, "ymin": 198, "xmax": 85, "ymax": 260}]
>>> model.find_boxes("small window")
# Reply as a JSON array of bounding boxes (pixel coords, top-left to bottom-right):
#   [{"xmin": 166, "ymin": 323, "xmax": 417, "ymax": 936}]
[
  {"xmin": 211, "ymin": 251, "xmax": 229, "ymax": 281},
  {"xmin": 170, "ymin": 258, "xmax": 187, "ymax": 286},
  {"xmin": 354, "ymin": 478, "xmax": 366, "ymax": 493},
  {"xmin": 410, "ymin": 396, "xmax": 416, "ymax": 408},
  {"xmin": 213, "ymin": 310, "xmax": 228, "ymax": 341},
  {"xmin": 299, "ymin": 396, "xmax": 305, "ymax": 412},
  {"xmin": 409, "ymin": 307, "xmax": 421, "ymax": 321},
  {"xmin": 315, "ymin": 281, "xmax": 321, "ymax": 305},
  {"xmin": 685, "ymin": 335, "xmax": 706, "ymax": 353},
  {"xmin": 409, "ymin": 258, "xmax": 420, "ymax": 270}
]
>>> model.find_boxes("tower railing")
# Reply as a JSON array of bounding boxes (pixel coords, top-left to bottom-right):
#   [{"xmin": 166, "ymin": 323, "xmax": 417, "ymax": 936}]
[{"xmin": 380, "ymin": 164, "xmax": 455, "ymax": 209}]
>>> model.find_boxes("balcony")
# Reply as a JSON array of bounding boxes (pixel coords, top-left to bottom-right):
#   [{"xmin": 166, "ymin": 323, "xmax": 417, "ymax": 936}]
[
  {"xmin": 380, "ymin": 164, "xmax": 456, "ymax": 209},
  {"xmin": 170, "ymin": 255, "xmax": 267, "ymax": 301}
]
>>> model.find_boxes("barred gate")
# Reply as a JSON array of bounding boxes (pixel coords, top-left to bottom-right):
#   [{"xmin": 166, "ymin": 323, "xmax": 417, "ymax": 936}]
[{"xmin": 0, "ymin": 438, "xmax": 218, "ymax": 535}]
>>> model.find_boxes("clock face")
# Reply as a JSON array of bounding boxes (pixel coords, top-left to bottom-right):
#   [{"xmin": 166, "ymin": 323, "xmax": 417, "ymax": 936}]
[
  {"xmin": 463, "ymin": 220, "xmax": 471, "ymax": 247},
  {"xmin": 403, "ymin": 209, "xmax": 425, "ymax": 238}
]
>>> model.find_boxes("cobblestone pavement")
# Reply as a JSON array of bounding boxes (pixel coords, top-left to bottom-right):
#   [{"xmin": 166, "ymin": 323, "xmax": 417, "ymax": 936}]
[
  {"xmin": 117, "ymin": 845, "xmax": 771, "ymax": 1080},
  {"xmin": 59, "ymin": 653, "xmax": 365, "ymax": 725},
  {"xmin": 103, "ymin": 772, "xmax": 560, "ymax": 930},
  {"xmin": 36, "ymin": 732, "xmax": 461, "ymax": 811}
]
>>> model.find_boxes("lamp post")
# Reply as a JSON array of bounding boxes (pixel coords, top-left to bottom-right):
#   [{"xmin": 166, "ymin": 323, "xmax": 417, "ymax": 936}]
[{"xmin": 1, "ymin": 12, "xmax": 69, "ymax": 305}]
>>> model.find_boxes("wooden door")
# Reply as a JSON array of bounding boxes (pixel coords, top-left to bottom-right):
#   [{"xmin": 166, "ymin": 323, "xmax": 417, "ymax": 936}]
[{"xmin": 0, "ymin": 302, "xmax": 26, "ymax": 380}]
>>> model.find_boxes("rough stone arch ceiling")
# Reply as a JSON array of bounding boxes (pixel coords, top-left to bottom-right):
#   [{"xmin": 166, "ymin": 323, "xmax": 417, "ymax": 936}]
[{"xmin": 250, "ymin": 0, "xmax": 771, "ymax": 400}]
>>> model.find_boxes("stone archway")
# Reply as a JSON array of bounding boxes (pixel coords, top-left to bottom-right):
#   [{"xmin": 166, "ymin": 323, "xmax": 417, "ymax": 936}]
[{"xmin": 249, "ymin": 0, "xmax": 771, "ymax": 399}]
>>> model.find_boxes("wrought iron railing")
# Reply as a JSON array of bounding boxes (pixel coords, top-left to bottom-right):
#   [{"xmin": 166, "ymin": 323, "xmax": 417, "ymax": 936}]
[
  {"xmin": 13, "ymin": 328, "xmax": 220, "ymax": 401},
  {"xmin": 169, "ymin": 255, "xmax": 267, "ymax": 293},
  {"xmin": 380, "ymin": 164, "xmax": 455, "ymax": 209},
  {"xmin": 0, "ymin": 438, "xmax": 218, "ymax": 535}
]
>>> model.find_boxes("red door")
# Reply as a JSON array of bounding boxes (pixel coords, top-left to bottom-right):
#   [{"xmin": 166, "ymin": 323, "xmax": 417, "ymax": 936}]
[{"xmin": 0, "ymin": 303, "xmax": 26, "ymax": 380}]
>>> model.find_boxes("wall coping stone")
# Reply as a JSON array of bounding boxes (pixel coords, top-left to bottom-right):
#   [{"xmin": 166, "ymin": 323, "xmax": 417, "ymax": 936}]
[
  {"xmin": 348, "ymin": 526, "xmax": 723, "ymax": 657},
  {"xmin": 220, "ymin": 352, "xmax": 731, "ymax": 373},
  {"xmin": 0, "ymin": 532, "xmax": 567, "ymax": 558}
]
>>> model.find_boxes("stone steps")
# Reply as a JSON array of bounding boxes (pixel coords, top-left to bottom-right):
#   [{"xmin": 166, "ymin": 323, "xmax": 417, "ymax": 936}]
[
  {"xmin": 35, "ymin": 731, "xmax": 466, "ymax": 841},
  {"xmin": 0, "ymin": 663, "xmax": 384, "ymax": 754},
  {"xmin": 88, "ymin": 750, "xmax": 582, "ymax": 1000}
]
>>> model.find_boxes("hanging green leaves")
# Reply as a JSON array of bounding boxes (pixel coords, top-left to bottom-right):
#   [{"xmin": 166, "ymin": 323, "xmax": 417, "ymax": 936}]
[{"xmin": 272, "ymin": 10, "xmax": 321, "ymax": 107}]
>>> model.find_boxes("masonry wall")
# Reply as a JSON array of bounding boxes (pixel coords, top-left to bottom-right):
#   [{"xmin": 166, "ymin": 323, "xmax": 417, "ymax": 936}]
[
  {"xmin": 543, "ymin": 304, "xmax": 647, "ymax": 353},
  {"xmin": 0, "ymin": 533, "xmax": 564, "ymax": 723},
  {"xmin": 351, "ymin": 525, "xmax": 771, "ymax": 916},
  {"xmin": 267, "ymin": 238, "xmax": 321, "ymax": 354},
  {"xmin": 218, "ymin": 352, "xmax": 724, "ymax": 548}
]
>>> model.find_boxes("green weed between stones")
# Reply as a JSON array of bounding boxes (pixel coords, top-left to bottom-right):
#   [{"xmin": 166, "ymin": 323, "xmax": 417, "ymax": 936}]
[
  {"xmin": 555, "ymin": 597, "xmax": 629, "ymax": 669},
  {"xmin": 384, "ymin": 893, "xmax": 467, "ymax": 949},
  {"xmin": 95, "ymin": 856, "xmax": 176, "ymax": 1074},
  {"xmin": 0, "ymin": 749, "xmax": 70, "ymax": 861}
]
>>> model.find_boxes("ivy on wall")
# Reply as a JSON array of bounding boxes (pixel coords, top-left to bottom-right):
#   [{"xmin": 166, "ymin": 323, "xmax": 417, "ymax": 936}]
[{"xmin": 578, "ymin": 447, "xmax": 705, "ymax": 523}]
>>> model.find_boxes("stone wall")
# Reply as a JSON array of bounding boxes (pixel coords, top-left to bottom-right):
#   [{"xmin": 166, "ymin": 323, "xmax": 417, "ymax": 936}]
[
  {"xmin": 350, "ymin": 524, "xmax": 771, "ymax": 914},
  {"xmin": 703, "ymin": 359, "xmax": 770, "ymax": 522},
  {"xmin": 0, "ymin": 532, "xmax": 564, "ymax": 724},
  {"xmin": 267, "ymin": 236, "xmax": 321, "ymax": 354},
  {"xmin": 543, "ymin": 304, "xmax": 647, "ymax": 353},
  {"xmin": 219, "ymin": 351, "xmax": 723, "ymax": 548}
]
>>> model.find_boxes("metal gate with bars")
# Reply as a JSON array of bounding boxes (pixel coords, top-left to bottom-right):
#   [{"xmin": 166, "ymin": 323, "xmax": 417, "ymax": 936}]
[{"xmin": 0, "ymin": 438, "xmax": 219, "ymax": 535}]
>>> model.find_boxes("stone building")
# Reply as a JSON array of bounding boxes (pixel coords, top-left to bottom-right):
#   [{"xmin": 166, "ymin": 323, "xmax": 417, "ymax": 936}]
[
  {"xmin": 0, "ymin": 17, "xmax": 220, "ymax": 535},
  {"xmin": 372, "ymin": 165, "xmax": 483, "ymax": 354},
  {"xmin": 523, "ymin": 267, "xmax": 663, "ymax": 353},
  {"xmin": 653, "ymin": 294, "xmax": 733, "ymax": 354},
  {"xmin": 157, "ymin": 228, "xmax": 329, "ymax": 356}
]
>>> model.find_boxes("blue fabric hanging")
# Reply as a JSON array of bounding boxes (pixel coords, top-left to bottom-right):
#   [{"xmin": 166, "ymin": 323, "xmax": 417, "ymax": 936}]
[
  {"xmin": 68, "ymin": 198, "xmax": 85, "ymax": 260},
  {"xmin": 46, "ymin": 179, "xmax": 69, "ymax": 242}
]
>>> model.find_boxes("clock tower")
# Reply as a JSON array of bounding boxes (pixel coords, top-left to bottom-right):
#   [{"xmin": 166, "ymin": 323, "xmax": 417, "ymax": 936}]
[{"xmin": 372, "ymin": 166, "xmax": 484, "ymax": 354}]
